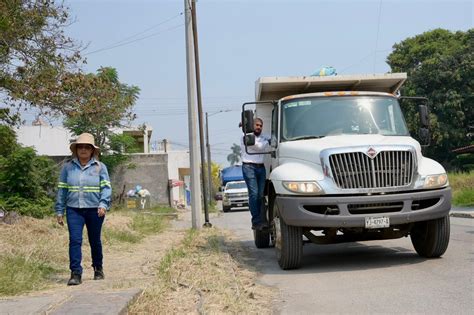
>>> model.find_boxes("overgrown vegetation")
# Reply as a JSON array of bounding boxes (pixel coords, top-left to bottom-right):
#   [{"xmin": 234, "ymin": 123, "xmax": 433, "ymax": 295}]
[
  {"xmin": 448, "ymin": 171, "xmax": 474, "ymax": 206},
  {"xmin": 0, "ymin": 126, "xmax": 58, "ymax": 218},
  {"xmin": 129, "ymin": 228, "xmax": 275, "ymax": 314},
  {"xmin": 103, "ymin": 206, "xmax": 174, "ymax": 245},
  {"xmin": 0, "ymin": 255, "xmax": 57, "ymax": 296},
  {"xmin": 0, "ymin": 206, "xmax": 175, "ymax": 296}
]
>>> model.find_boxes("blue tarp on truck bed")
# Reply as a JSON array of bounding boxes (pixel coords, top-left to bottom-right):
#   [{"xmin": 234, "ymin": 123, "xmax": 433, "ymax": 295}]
[{"xmin": 221, "ymin": 165, "xmax": 244, "ymax": 186}]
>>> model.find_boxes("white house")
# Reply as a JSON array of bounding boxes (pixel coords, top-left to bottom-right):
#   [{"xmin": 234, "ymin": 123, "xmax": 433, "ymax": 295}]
[{"xmin": 16, "ymin": 120, "xmax": 73, "ymax": 156}]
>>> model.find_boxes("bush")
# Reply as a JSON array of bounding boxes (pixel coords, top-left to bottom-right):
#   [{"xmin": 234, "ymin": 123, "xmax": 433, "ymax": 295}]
[
  {"xmin": 449, "ymin": 171, "xmax": 474, "ymax": 206},
  {"xmin": 0, "ymin": 196, "xmax": 54, "ymax": 219},
  {"xmin": 0, "ymin": 126, "xmax": 58, "ymax": 218}
]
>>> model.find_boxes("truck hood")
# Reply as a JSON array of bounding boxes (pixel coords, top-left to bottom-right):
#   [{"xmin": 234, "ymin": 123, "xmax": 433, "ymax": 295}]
[{"xmin": 278, "ymin": 135, "xmax": 421, "ymax": 165}]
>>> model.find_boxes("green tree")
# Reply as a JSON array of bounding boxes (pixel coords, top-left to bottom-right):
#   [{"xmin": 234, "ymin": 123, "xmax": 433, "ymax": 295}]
[
  {"xmin": 0, "ymin": 0, "xmax": 82, "ymax": 124},
  {"xmin": 211, "ymin": 162, "xmax": 221, "ymax": 191},
  {"xmin": 387, "ymin": 28, "xmax": 473, "ymax": 167},
  {"xmin": 63, "ymin": 67, "xmax": 140, "ymax": 148},
  {"xmin": 227, "ymin": 143, "xmax": 241, "ymax": 166}
]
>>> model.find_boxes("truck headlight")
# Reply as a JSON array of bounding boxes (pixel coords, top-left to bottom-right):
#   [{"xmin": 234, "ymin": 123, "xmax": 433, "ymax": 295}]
[
  {"xmin": 283, "ymin": 181, "xmax": 322, "ymax": 194},
  {"xmin": 423, "ymin": 173, "xmax": 448, "ymax": 189}
]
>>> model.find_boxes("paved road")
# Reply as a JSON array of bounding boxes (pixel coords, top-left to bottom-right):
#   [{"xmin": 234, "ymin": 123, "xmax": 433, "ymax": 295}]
[{"xmin": 213, "ymin": 209, "xmax": 473, "ymax": 314}]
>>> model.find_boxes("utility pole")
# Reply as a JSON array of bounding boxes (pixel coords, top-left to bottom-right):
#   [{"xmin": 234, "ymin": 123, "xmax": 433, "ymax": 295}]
[
  {"xmin": 191, "ymin": 0, "xmax": 211, "ymax": 227},
  {"xmin": 184, "ymin": 0, "xmax": 202, "ymax": 228},
  {"xmin": 205, "ymin": 112, "xmax": 212, "ymax": 203}
]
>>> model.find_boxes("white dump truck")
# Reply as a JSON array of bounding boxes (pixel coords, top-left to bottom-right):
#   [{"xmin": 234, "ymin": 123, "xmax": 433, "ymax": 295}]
[{"xmin": 241, "ymin": 73, "xmax": 451, "ymax": 270}]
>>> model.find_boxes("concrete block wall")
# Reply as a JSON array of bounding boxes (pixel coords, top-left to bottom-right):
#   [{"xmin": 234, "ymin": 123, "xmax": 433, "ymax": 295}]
[{"xmin": 111, "ymin": 154, "xmax": 170, "ymax": 206}]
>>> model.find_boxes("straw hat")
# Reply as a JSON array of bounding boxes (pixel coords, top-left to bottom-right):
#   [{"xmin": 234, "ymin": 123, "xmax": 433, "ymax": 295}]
[{"xmin": 70, "ymin": 133, "xmax": 100, "ymax": 158}]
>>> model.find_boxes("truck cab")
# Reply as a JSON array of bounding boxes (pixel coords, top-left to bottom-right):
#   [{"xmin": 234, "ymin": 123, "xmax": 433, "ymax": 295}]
[{"xmin": 241, "ymin": 73, "xmax": 451, "ymax": 270}]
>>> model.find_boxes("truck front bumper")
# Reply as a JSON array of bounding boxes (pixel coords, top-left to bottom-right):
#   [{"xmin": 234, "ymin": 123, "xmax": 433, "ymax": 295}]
[{"xmin": 276, "ymin": 187, "xmax": 451, "ymax": 228}]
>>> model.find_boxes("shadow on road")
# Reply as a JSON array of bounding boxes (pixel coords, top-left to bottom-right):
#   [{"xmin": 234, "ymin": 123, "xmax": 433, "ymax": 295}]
[{"xmin": 227, "ymin": 238, "xmax": 428, "ymax": 276}]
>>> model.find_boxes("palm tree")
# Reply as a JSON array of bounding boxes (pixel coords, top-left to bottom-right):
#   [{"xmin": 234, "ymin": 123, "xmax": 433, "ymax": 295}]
[{"xmin": 227, "ymin": 143, "xmax": 241, "ymax": 166}]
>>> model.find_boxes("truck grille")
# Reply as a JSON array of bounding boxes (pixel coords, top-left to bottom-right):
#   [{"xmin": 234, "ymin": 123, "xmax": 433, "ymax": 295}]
[{"xmin": 329, "ymin": 150, "xmax": 415, "ymax": 189}]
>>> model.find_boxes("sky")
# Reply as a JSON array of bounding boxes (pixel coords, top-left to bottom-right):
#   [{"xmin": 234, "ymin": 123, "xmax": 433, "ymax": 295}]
[{"xmin": 23, "ymin": 0, "xmax": 473, "ymax": 166}]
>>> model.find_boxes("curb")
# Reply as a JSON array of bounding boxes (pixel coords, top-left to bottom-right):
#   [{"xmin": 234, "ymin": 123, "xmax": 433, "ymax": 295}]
[
  {"xmin": 450, "ymin": 212, "xmax": 474, "ymax": 219},
  {"xmin": 119, "ymin": 289, "xmax": 143, "ymax": 315}
]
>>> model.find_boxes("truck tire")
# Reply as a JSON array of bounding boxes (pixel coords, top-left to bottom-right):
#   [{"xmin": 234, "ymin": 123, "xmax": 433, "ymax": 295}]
[
  {"xmin": 222, "ymin": 205, "xmax": 230, "ymax": 213},
  {"xmin": 273, "ymin": 201, "xmax": 302, "ymax": 270},
  {"xmin": 253, "ymin": 229, "xmax": 270, "ymax": 248},
  {"xmin": 410, "ymin": 215, "xmax": 450, "ymax": 258}
]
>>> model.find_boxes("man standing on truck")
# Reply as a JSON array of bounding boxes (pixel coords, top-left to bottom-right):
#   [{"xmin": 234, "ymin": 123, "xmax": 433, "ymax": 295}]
[{"xmin": 240, "ymin": 118, "xmax": 270, "ymax": 230}]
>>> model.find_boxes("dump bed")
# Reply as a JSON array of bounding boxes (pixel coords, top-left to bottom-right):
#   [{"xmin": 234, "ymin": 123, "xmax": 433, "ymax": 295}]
[
  {"xmin": 221, "ymin": 165, "xmax": 244, "ymax": 186},
  {"xmin": 255, "ymin": 73, "xmax": 407, "ymax": 102}
]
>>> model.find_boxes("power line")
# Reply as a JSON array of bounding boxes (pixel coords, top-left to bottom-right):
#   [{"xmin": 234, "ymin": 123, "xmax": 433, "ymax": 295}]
[
  {"xmin": 339, "ymin": 48, "xmax": 391, "ymax": 73},
  {"xmin": 85, "ymin": 23, "xmax": 184, "ymax": 55},
  {"xmin": 104, "ymin": 12, "xmax": 183, "ymax": 47},
  {"xmin": 83, "ymin": 12, "xmax": 182, "ymax": 55}
]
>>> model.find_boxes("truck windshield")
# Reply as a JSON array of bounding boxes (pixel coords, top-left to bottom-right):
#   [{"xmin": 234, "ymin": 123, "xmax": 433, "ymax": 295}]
[
  {"xmin": 226, "ymin": 182, "xmax": 247, "ymax": 190},
  {"xmin": 281, "ymin": 96, "xmax": 409, "ymax": 141}
]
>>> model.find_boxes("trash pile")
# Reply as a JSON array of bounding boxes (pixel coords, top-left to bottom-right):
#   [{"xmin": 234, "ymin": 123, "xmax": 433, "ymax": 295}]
[
  {"xmin": 127, "ymin": 185, "xmax": 151, "ymax": 198},
  {"xmin": 126, "ymin": 185, "xmax": 151, "ymax": 209}
]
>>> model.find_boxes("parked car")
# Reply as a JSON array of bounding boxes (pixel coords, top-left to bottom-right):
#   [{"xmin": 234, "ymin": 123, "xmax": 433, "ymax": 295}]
[{"xmin": 222, "ymin": 181, "xmax": 249, "ymax": 212}]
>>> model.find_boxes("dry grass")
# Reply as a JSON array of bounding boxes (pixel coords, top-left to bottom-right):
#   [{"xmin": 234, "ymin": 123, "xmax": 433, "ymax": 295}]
[
  {"xmin": 129, "ymin": 228, "xmax": 276, "ymax": 314},
  {"xmin": 0, "ymin": 208, "xmax": 174, "ymax": 296}
]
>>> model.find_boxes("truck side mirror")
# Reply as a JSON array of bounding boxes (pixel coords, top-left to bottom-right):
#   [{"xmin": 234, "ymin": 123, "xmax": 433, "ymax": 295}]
[
  {"xmin": 419, "ymin": 105, "xmax": 429, "ymax": 128},
  {"xmin": 244, "ymin": 133, "xmax": 255, "ymax": 146},
  {"xmin": 242, "ymin": 110, "xmax": 254, "ymax": 133}
]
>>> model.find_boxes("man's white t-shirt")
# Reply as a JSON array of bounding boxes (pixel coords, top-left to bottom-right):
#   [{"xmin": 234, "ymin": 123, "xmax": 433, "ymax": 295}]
[{"xmin": 240, "ymin": 133, "xmax": 270, "ymax": 164}]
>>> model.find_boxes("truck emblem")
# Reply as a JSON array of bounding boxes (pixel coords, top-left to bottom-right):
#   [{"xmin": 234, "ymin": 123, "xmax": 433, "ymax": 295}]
[{"xmin": 366, "ymin": 147, "xmax": 378, "ymax": 159}]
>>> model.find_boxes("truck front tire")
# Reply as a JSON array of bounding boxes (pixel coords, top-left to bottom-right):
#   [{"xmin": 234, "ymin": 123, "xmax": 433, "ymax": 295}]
[
  {"xmin": 273, "ymin": 200, "xmax": 302, "ymax": 270},
  {"xmin": 410, "ymin": 215, "xmax": 450, "ymax": 258}
]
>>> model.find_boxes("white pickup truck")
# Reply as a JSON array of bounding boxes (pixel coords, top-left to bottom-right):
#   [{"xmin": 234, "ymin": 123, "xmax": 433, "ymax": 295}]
[
  {"xmin": 222, "ymin": 180, "xmax": 249, "ymax": 212},
  {"xmin": 241, "ymin": 73, "xmax": 451, "ymax": 270}
]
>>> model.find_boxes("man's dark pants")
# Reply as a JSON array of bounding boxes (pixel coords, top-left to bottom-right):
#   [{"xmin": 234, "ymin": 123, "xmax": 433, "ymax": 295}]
[
  {"xmin": 66, "ymin": 207, "xmax": 104, "ymax": 275},
  {"xmin": 242, "ymin": 163, "xmax": 266, "ymax": 226}
]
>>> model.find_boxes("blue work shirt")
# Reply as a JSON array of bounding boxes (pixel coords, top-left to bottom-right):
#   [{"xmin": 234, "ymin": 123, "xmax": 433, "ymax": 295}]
[{"xmin": 55, "ymin": 158, "xmax": 112, "ymax": 216}]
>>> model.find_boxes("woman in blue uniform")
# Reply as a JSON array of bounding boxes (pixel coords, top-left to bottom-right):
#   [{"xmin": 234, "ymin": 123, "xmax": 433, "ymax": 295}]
[{"xmin": 55, "ymin": 133, "xmax": 111, "ymax": 286}]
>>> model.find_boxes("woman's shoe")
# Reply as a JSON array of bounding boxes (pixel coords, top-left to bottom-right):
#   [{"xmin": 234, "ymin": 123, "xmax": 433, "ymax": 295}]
[
  {"xmin": 67, "ymin": 272, "xmax": 82, "ymax": 286},
  {"xmin": 94, "ymin": 266, "xmax": 104, "ymax": 280}
]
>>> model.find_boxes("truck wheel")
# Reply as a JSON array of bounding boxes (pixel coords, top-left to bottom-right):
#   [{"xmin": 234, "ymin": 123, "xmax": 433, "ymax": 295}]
[
  {"xmin": 222, "ymin": 206, "xmax": 230, "ymax": 213},
  {"xmin": 410, "ymin": 215, "xmax": 450, "ymax": 258},
  {"xmin": 273, "ymin": 202, "xmax": 302, "ymax": 269},
  {"xmin": 253, "ymin": 229, "xmax": 270, "ymax": 248}
]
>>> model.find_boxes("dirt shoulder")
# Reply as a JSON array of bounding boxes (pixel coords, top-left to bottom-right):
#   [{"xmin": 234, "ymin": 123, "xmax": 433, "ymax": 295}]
[{"xmin": 0, "ymin": 209, "xmax": 277, "ymax": 314}]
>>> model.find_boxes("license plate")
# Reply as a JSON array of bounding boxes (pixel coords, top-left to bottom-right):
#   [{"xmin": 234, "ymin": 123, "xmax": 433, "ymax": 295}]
[
  {"xmin": 237, "ymin": 203, "xmax": 243, "ymax": 207},
  {"xmin": 365, "ymin": 216, "xmax": 390, "ymax": 229}
]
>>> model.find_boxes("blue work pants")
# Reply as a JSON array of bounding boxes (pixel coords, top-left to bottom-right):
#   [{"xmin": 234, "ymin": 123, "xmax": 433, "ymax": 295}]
[
  {"xmin": 66, "ymin": 207, "xmax": 104, "ymax": 274},
  {"xmin": 242, "ymin": 163, "xmax": 266, "ymax": 226}
]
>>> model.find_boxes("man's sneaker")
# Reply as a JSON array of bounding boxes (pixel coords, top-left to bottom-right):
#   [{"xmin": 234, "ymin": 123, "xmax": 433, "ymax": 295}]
[
  {"xmin": 67, "ymin": 272, "xmax": 82, "ymax": 286},
  {"xmin": 94, "ymin": 266, "xmax": 104, "ymax": 280}
]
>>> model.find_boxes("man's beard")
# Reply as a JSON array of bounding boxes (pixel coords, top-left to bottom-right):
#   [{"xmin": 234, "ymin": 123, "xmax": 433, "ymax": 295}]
[{"xmin": 254, "ymin": 130, "xmax": 261, "ymax": 136}]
